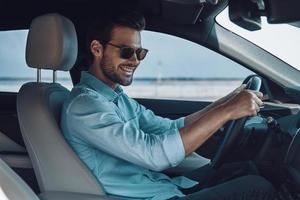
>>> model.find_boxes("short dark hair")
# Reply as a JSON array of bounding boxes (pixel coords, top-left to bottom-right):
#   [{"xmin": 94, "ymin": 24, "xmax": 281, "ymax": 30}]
[{"xmin": 86, "ymin": 11, "xmax": 146, "ymax": 65}]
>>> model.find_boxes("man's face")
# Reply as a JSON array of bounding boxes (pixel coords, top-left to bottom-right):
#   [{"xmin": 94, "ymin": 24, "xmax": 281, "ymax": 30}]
[{"xmin": 100, "ymin": 26, "xmax": 142, "ymax": 86}]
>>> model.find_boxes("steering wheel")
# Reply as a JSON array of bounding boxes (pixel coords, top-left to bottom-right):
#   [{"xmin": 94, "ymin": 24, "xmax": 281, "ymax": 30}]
[{"xmin": 210, "ymin": 75, "xmax": 262, "ymax": 169}]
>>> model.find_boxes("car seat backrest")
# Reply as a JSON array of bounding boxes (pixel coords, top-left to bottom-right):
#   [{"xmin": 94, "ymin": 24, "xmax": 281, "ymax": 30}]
[{"xmin": 17, "ymin": 13, "xmax": 105, "ymax": 195}]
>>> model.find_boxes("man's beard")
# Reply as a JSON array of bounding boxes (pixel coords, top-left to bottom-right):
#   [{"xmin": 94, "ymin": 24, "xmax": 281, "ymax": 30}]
[{"xmin": 100, "ymin": 56, "xmax": 135, "ymax": 86}]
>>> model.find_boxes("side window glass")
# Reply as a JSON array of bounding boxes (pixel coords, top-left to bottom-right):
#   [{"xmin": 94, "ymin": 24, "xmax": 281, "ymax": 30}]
[
  {"xmin": 0, "ymin": 30, "xmax": 73, "ymax": 92},
  {"xmin": 124, "ymin": 31, "xmax": 254, "ymax": 101}
]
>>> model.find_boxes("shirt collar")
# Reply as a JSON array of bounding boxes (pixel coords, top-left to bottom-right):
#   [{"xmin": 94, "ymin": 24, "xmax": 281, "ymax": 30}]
[{"xmin": 80, "ymin": 71, "xmax": 123, "ymax": 101}]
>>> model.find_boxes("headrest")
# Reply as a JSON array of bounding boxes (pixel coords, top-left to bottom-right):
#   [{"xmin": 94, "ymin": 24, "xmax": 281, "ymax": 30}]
[{"xmin": 26, "ymin": 13, "xmax": 78, "ymax": 71}]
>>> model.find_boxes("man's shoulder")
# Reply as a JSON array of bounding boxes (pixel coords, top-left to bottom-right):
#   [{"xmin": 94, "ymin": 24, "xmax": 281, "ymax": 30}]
[
  {"xmin": 71, "ymin": 84, "xmax": 95, "ymax": 97},
  {"xmin": 65, "ymin": 84, "xmax": 107, "ymax": 108}
]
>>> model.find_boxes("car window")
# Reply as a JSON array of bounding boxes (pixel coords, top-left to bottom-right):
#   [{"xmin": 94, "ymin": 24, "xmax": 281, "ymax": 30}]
[
  {"xmin": 124, "ymin": 30, "xmax": 254, "ymax": 101},
  {"xmin": 0, "ymin": 30, "xmax": 73, "ymax": 92},
  {"xmin": 216, "ymin": 8, "xmax": 300, "ymax": 72}
]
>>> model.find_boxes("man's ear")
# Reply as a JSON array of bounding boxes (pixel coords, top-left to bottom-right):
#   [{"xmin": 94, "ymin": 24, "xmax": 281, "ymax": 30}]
[{"xmin": 90, "ymin": 40, "xmax": 103, "ymax": 59}]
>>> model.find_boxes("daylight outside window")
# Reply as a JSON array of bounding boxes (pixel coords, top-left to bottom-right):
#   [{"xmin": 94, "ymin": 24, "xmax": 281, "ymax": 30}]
[
  {"xmin": 0, "ymin": 28, "xmax": 254, "ymax": 101},
  {"xmin": 124, "ymin": 30, "xmax": 253, "ymax": 101},
  {"xmin": 216, "ymin": 8, "xmax": 300, "ymax": 72}
]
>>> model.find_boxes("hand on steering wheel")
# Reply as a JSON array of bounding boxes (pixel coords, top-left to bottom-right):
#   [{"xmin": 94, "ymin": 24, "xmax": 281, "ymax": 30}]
[{"xmin": 211, "ymin": 76, "xmax": 263, "ymax": 169}]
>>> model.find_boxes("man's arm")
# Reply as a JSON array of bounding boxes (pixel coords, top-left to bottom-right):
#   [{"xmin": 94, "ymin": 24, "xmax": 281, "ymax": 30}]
[
  {"xmin": 184, "ymin": 84, "xmax": 246, "ymax": 126},
  {"xmin": 65, "ymin": 93, "xmax": 186, "ymax": 172},
  {"xmin": 180, "ymin": 89, "xmax": 263, "ymax": 156},
  {"xmin": 135, "ymin": 100, "xmax": 184, "ymax": 135}
]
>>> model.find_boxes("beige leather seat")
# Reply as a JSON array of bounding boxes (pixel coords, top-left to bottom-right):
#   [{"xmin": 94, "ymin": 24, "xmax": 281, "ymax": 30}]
[
  {"xmin": 0, "ymin": 159, "xmax": 39, "ymax": 200},
  {"xmin": 16, "ymin": 13, "xmax": 112, "ymax": 199},
  {"xmin": 0, "ymin": 158, "xmax": 113, "ymax": 200}
]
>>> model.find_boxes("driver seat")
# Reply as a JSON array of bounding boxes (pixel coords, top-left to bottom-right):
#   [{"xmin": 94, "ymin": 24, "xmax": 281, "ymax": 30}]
[{"xmin": 16, "ymin": 13, "xmax": 106, "ymax": 196}]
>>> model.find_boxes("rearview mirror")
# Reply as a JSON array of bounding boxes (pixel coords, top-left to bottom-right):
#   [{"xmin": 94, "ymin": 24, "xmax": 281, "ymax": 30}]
[{"xmin": 229, "ymin": 0, "xmax": 300, "ymax": 31}]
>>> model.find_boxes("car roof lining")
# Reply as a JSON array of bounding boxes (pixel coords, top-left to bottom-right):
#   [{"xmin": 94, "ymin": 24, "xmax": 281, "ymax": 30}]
[
  {"xmin": 0, "ymin": 0, "xmax": 227, "ymax": 38},
  {"xmin": 0, "ymin": 0, "xmax": 229, "ymax": 64}
]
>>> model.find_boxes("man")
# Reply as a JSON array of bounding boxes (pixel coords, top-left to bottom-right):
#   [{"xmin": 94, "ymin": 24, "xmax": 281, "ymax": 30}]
[{"xmin": 61, "ymin": 12, "xmax": 275, "ymax": 199}]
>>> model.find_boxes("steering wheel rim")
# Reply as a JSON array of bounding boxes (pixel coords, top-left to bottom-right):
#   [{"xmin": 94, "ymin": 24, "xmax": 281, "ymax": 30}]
[{"xmin": 210, "ymin": 75, "xmax": 262, "ymax": 169}]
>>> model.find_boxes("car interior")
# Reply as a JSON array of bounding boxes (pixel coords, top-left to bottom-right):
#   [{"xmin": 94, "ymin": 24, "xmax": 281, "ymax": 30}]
[{"xmin": 0, "ymin": 0, "xmax": 300, "ymax": 199}]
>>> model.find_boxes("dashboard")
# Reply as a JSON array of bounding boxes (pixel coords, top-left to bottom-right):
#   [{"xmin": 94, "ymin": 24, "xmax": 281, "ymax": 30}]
[{"xmin": 259, "ymin": 102, "xmax": 300, "ymax": 198}]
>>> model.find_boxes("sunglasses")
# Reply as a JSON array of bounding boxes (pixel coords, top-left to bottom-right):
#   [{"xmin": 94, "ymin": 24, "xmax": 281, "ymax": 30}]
[{"xmin": 107, "ymin": 43, "xmax": 148, "ymax": 61}]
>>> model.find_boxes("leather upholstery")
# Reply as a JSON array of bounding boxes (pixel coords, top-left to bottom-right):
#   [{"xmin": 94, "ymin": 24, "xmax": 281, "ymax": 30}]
[
  {"xmin": 0, "ymin": 158, "xmax": 109, "ymax": 200},
  {"xmin": 0, "ymin": 159, "xmax": 39, "ymax": 200},
  {"xmin": 25, "ymin": 13, "xmax": 77, "ymax": 71},
  {"xmin": 17, "ymin": 13, "xmax": 105, "ymax": 195},
  {"xmin": 17, "ymin": 83, "xmax": 104, "ymax": 194}
]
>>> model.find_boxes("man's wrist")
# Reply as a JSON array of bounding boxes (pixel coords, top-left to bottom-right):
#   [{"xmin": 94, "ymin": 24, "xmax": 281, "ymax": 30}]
[{"xmin": 219, "ymin": 102, "xmax": 233, "ymax": 122}]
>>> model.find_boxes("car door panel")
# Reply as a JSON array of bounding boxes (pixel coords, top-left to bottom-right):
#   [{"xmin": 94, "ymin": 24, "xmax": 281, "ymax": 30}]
[{"xmin": 135, "ymin": 98, "xmax": 211, "ymax": 119}]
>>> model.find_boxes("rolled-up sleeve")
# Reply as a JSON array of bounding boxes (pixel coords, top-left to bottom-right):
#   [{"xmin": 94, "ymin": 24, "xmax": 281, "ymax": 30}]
[
  {"xmin": 134, "ymin": 100, "xmax": 185, "ymax": 135},
  {"xmin": 66, "ymin": 93, "xmax": 185, "ymax": 172}
]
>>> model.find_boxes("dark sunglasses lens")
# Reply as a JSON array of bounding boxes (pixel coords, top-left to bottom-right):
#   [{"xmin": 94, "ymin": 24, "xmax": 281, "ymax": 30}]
[
  {"xmin": 120, "ymin": 47, "xmax": 135, "ymax": 59},
  {"xmin": 137, "ymin": 49, "xmax": 148, "ymax": 60}
]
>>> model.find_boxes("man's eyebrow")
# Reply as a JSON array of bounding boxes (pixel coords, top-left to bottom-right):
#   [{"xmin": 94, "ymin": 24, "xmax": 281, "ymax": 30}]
[{"xmin": 120, "ymin": 44, "xmax": 142, "ymax": 49}]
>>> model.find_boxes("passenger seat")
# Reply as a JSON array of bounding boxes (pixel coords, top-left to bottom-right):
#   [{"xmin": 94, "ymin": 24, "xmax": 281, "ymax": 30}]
[
  {"xmin": 0, "ymin": 158, "xmax": 39, "ymax": 200},
  {"xmin": 0, "ymin": 158, "xmax": 114, "ymax": 200}
]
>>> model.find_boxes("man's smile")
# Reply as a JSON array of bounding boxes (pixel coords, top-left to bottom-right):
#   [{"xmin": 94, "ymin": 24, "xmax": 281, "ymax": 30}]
[{"xmin": 119, "ymin": 65, "xmax": 135, "ymax": 76}]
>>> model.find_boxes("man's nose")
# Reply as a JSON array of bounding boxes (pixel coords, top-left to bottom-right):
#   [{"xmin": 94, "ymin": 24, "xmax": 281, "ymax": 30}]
[{"xmin": 129, "ymin": 52, "xmax": 140, "ymax": 65}]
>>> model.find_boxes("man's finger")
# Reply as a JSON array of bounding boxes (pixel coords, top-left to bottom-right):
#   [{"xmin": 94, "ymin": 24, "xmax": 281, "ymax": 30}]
[
  {"xmin": 239, "ymin": 84, "xmax": 246, "ymax": 91},
  {"xmin": 250, "ymin": 91, "xmax": 263, "ymax": 99},
  {"xmin": 255, "ymin": 91, "xmax": 263, "ymax": 98},
  {"xmin": 253, "ymin": 94, "xmax": 264, "ymax": 107},
  {"xmin": 255, "ymin": 103, "xmax": 260, "ymax": 113}
]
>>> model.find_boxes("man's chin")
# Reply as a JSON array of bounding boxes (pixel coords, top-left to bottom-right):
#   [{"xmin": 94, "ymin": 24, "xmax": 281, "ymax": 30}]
[
  {"xmin": 120, "ymin": 81, "xmax": 133, "ymax": 86},
  {"xmin": 118, "ymin": 77, "xmax": 133, "ymax": 86}
]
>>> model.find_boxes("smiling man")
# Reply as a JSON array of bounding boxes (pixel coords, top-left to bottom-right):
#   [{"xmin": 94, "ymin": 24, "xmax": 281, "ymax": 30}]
[
  {"xmin": 61, "ymin": 11, "xmax": 275, "ymax": 200},
  {"xmin": 88, "ymin": 25, "xmax": 146, "ymax": 88}
]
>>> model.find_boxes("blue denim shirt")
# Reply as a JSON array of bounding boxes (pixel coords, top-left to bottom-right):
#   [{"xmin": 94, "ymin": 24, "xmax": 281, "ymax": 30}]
[{"xmin": 61, "ymin": 71, "xmax": 198, "ymax": 199}]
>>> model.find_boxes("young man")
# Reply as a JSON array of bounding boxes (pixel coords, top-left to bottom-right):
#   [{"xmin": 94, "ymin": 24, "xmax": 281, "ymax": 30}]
[{"xmin": 61, "ymin": 12, "xmax": 275, "ymax": 199}]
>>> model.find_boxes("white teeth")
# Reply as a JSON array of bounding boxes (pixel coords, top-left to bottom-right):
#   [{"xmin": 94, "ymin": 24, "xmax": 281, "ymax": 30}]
[{"xmin": 121, "ymin": 66, "xmax": 134, "ymax": 74}]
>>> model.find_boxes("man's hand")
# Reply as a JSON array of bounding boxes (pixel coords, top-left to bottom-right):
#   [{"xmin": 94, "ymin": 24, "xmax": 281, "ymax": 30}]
[
  {"xmin": 222, "ymin": 84, "xmax": 247, "ymax": 102},
  {"xmin": 224, "ymin": 89, "xmax": 263, "ymax": 120},
  {"xmin": 184, "ymin": 84, "xmax": 248, "ymax": 126},
  {"xmin": 180, "ymin": 85, "xmax": 264, "ymax": 156}
]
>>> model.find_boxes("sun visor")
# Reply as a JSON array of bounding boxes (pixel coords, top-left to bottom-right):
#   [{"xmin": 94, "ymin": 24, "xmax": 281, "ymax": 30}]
[
  {"xmin": 265, "ymin": 0, "xmax": 300, "ymax": 24},
  {"xmin": 161, "ymin": 0, "xmax": 219, "ymax": 24},
  {"xmin": 229, "ymin": 0, "xmax": 300, "ymax": 31}
]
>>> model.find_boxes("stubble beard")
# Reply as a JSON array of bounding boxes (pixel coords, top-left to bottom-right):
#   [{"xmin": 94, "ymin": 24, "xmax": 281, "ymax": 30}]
[{"xmin": 100, "ymin": 56, "xmax": 134, "ymax": 86}]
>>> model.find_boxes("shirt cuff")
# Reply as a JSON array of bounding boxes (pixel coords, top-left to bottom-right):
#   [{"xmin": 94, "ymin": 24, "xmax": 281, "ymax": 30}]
[
  {"xmin": 163, "ymin": 129, "xmax": 185, "ymax": 167},
  {"xmin": 175, "ymin": 117, "xmax": 185, "ymax": 129}
]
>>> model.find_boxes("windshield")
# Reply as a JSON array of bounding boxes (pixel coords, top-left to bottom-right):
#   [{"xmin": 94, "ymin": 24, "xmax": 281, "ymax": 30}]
[{"xmin": 216, "ymin": 8, "xmax": 300, "ymax": 72}]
